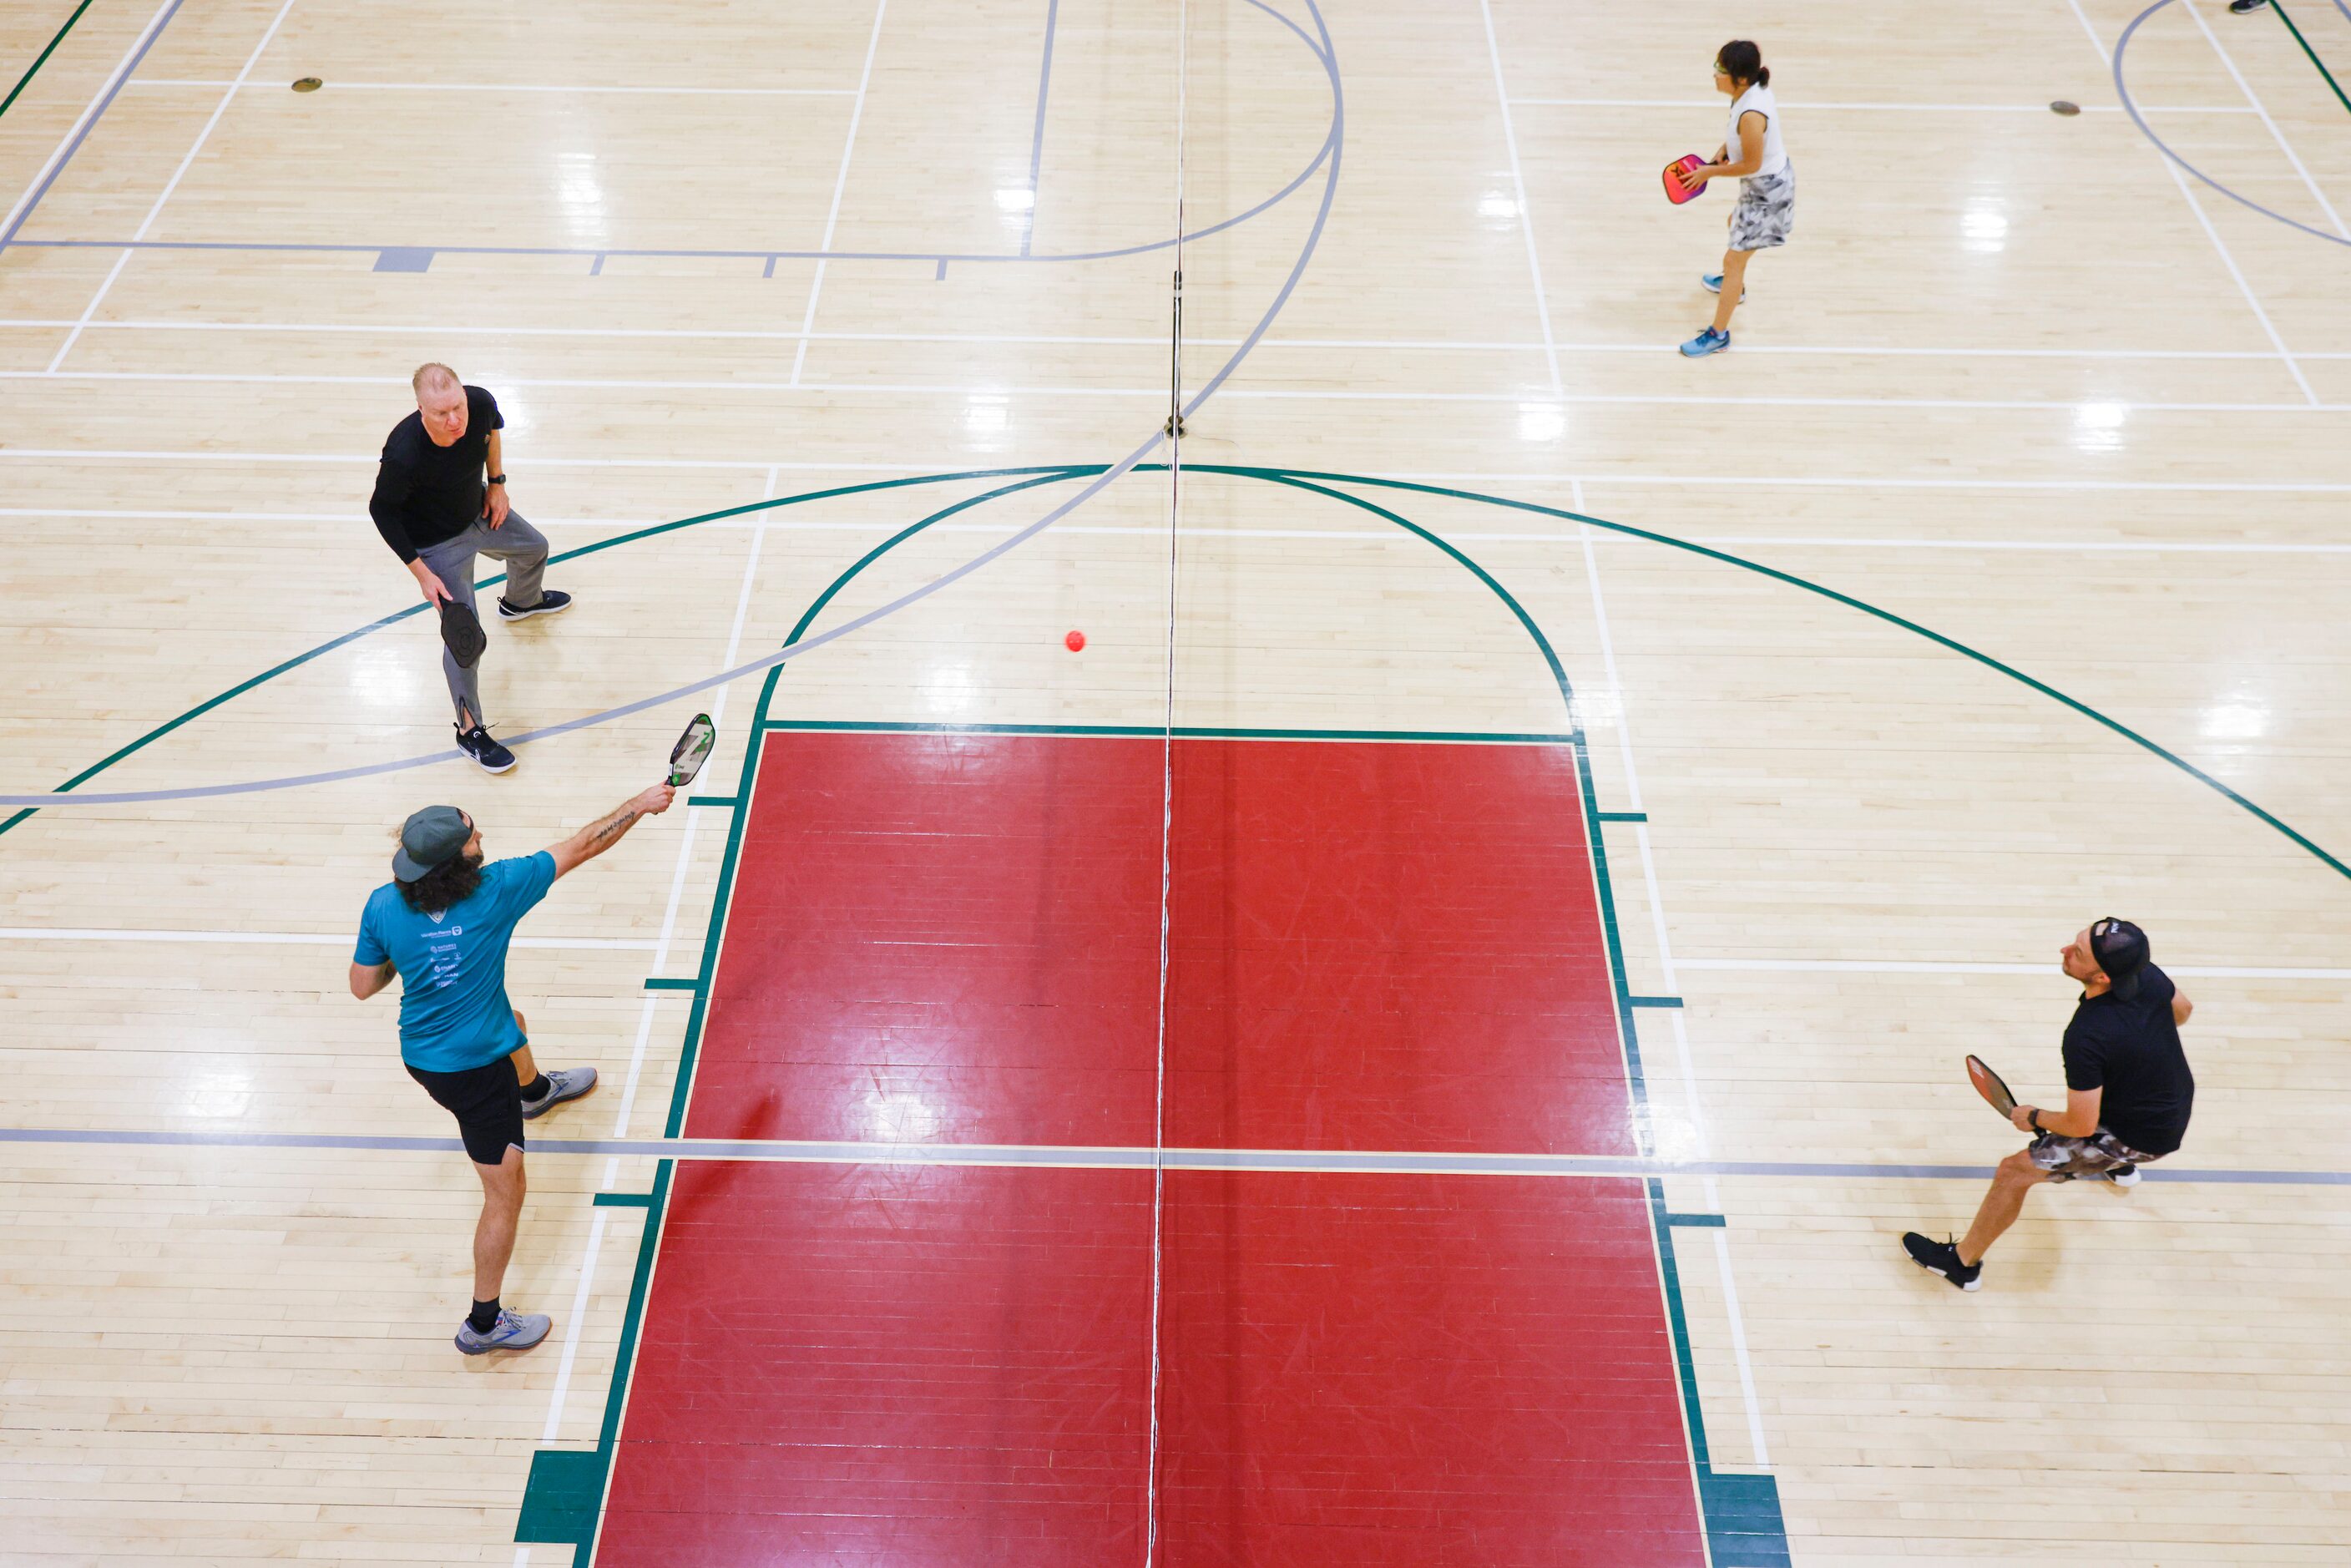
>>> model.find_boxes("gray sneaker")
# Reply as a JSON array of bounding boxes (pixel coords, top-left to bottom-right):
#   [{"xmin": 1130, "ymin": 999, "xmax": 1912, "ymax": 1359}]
[
  {"xmin": 456, "ymin": 1308, "xmax": 552, "ymax": 1355},
  {"xmin": 521, "ymin": 1065, "xmax": 597, "ymax": 1120}
]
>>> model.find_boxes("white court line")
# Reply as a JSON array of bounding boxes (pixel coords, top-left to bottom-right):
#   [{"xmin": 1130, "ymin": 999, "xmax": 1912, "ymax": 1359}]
[
  {"xmin": 45, "ymin": 0, "xmax": 301, "ymax": 374},
  {"xmin": 791, "ymin": 0, "xmax": 887, "ymax": 387},
  {"xmin": 125, "ymin": 78, "xmax": 854, "ymax": 95},
  {"xmin": 9, "ymin": 367, "xmax": 2348, "ymax": 415},
  {"xmin": 0, "ymin": 0, "xmax": 183, "ymax": 240},
  {"xmin": 2063, "ymin": 0, "xmax": 2318, "ymax": 406},
  {"xmin": 2186, "ymin": 0, "xmax": 2350, "ymax": 240},
  {"xmin": 0, "ymin": 927, "xmax": 657, "ymax": 949},
  {"xmin": 1509, "ymin": 96, "xmax": 2257, "ymax": 113},
  {"xmin": 12, "ymin": 448, "xmax": 2351, "ymax": 494},
  {"xmin": 1374, "ymin": 468, "xmax": 2351, "ymax": 493},
  {"xmin": 14, "ymin": 505, "xmax": 2351, "ymax": 552},
  {"xmin": 115, "ymin": 83, "xmax": 2268, "ymax": 114},
  {"xmin": 1475, "ymin": 0, "xmax": 1560, "ymax": 392},
  {"xmin": 1571, "ymin": 478, "xmax": 1771, "ymax": 1471},
  {"xmin": 531, "ymin": 466, "xmax": 773, "ymax": 1470},
  {"xmin": 9, "ymin": 316, "xmax": 2351, "ymax": 361},
  {"xmin": 1673, "ymin": 958, "xmax": 2351, "ymax": 980}
]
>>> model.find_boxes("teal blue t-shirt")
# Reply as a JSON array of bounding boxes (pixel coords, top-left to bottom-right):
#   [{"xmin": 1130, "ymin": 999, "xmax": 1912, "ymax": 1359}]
[{"xmin": 354, "ymin": 852, "xmax": 558, "ymax": 1072}]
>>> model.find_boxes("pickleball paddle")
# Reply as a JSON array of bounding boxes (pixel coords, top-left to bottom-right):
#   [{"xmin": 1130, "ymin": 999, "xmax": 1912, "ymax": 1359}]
[
  {"xmin": 667, "ymin": 712, "xmax": 716, "ymax": 788},
  {"xmin": 1965, "ymin": 1055, "xmax": 2018, "ymax": 1119},
  {"xmin": 438, "ymin": 598, "xmax": 487, "ymax": 670},
  {"xmin": 1663, "ymin": 153, "xmax": 1708, "ymax": 205}
]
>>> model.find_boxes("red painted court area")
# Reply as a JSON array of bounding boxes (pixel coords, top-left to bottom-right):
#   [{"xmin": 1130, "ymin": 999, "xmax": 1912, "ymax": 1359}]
[{"xmin": 598, "ymin": 730, "xmax": 1704, "ymax": 1565}]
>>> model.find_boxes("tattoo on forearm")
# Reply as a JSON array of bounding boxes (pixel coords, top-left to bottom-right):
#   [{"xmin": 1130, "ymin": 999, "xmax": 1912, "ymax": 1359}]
[{"xmin": 588, "ymin": 809, "xmax": 640, "ymax": 847}]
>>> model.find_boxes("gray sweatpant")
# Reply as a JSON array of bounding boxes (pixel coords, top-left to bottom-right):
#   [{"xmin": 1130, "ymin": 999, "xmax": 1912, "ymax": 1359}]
[{"xmin": 414, "ymin": 513, "xmax": 550, "ymax": 729}]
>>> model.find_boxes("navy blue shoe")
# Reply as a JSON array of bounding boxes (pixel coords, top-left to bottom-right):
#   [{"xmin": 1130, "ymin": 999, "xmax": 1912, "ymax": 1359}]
[
  {"xmin": 1680, "ymin": 326, "xmax": 1732, "ymax": 358},
  {"xmin": 455, "ymin": 724, "xmax": 517, "ymax": 774},
  {"xmin": 498, "ymin": 589, "xmax": 572, "ymax": 621}
]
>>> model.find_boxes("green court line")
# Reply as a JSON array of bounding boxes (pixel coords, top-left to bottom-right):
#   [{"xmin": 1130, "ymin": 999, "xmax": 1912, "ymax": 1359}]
[
  {"xmin": 17, "ymin": 454, "xmax": 2324, "ymax": 1560},
  {"xmin": 512, "ymin": 472, "xmax": 1097, "ymax": 1563},
  {"xmin": 1598, "ymin": 810, "xmax": 1648, "ymax": 822},
  {"xmin": 1247, "ymin": 465, "xmax": 2351, "ymax": 885},
  {"xmin": 10, "ymin": 461, "xmax": 2341, "ymax": 889},
  {"xmin": 683, "ymin": 794, "xmax": 737, "ymax": 808},
  {"xmin": 1630, "ymin": 995, "xmax": 1686, "ymax": 1009},
  {"xmin": 0, "ymin": 0, "xmax": 95, "ymax": 122},
  {"xmin": 2271, "ymin": 1, "xmax": 2351, "ymax": 119},
  {"xmin": 522, "ymin": 463, "xmax": 1782, "ymax": 1563},
  {"xmin": 1234, "ymin": 469, "xmax": 1775, "ymax": 1553},
  {"xmin": 589, "ymin": 1191, "xmax": 654, "ymax": 1208},
  {"xmin": 0, "ymin": 465, "xmax": 1090, "ymax": 842},
  {"xmin": 640, "ymin": 978, "xmax": 696, "ymax": 992},
  {"xmin": 1666, "ymin": 1212, "xmax": 1729, "ymax": 1228}
]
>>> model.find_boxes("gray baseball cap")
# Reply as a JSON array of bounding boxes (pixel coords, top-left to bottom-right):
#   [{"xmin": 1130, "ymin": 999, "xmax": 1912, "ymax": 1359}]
[{"xmin": 392, "ymin": 805, "xmax": 473, "ymax": 883}]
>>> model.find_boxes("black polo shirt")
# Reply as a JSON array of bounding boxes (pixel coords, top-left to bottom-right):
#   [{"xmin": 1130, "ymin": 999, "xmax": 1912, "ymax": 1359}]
[
  {"xmin": 367, "ymin": 386, "xmax": 504, "ymax": 562},
  {"xmin": 2061, "ymin": 964, "xmax": 2194, "ymax": 1156}
]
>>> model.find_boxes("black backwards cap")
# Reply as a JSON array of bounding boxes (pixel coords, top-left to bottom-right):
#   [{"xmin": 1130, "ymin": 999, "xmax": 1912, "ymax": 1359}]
[{"xmin": 2089, "ymin": 917, "xmax": 2150, "ymax": 999}]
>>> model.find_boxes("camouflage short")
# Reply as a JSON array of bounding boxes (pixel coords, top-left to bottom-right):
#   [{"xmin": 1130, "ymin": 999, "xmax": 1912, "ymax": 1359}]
[{"xmin": 2029, "ymin": 1128, "xmax": 2157, "ymax": 1182}]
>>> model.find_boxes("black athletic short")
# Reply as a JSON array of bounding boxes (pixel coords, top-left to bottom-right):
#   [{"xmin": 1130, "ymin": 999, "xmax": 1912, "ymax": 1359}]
[{"xmin": 407, "ymin": 1058, "xmax": 525, "ymax": 1166}]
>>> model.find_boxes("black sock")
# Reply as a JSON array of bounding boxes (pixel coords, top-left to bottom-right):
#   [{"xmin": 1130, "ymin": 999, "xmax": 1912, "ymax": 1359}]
[
  {"xmin": 468, "ymin": 1297, "xmax": 500, "ymax": 1333},
  {"xmin": 520, "ymin": 1074, "xmax": 550, "ymax": 1100}
]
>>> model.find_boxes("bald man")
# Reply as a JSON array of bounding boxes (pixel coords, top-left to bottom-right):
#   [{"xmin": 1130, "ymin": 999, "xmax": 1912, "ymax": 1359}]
[{"xmin": 367, "ymin": 363, "xmax": 570, "ymax": 773}]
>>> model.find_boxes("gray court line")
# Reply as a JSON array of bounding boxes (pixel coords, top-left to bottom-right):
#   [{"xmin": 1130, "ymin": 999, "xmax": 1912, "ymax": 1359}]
[
  {"xmin": 0, "ymin": 0, "xmax": 1345, "ymax": 812},
  {"xmin": 6, "ymin": 1125, "xmax": 2344, "ymax": 1186},
  {"xmin": 2116, "ymin": 0, "xmax": 2351, "ymax": 249},
  {"xmin": 0, "ymin": 0, "xmax": 1330, "ymax": 270},
  {"xmin": 1021, "ymin": 0, "xmax": 1059, "ymax": 257},
  {"xmin": 0, "ymin": 0, "xmax": 190, "ymax": 248}
]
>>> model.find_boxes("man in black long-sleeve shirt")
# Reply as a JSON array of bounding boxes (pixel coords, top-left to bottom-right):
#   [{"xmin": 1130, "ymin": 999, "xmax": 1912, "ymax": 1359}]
[{"xmin": 369, "ymin": 363, "xmax": 571, "ymax": 773}]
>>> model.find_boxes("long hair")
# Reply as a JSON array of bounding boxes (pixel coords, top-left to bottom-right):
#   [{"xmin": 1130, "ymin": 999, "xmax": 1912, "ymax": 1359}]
[
  {"xmin": 1716, "ymin": 39, "xmax": 1768, "ymax": 88},
  {"xmin": 397, "ymin": 852, "xmax": 483, "ymax": 915}
]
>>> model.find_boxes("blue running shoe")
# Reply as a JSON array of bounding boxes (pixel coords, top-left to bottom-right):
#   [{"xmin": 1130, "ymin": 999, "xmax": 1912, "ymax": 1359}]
[
  {"xmin": 456, "ymin": 1308, "xmax": 553, "ymax": 1355},
  {"xmin": 521, "ymin": 1065, "xmax": 597, "ymax": 1120},
  {"xmin": 1700, "ymin": 272, "xmax": 1746, "ymax": 301},
  {"xmin": 1680, "ymin": 326, "xmax": 1732, "ymax": 357}
]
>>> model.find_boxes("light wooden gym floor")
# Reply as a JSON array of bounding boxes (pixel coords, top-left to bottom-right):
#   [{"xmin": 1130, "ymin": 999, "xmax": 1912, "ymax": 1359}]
[{"xmin": 4, "ymin": 0, "xmax": 2350, "ymax": 1561}]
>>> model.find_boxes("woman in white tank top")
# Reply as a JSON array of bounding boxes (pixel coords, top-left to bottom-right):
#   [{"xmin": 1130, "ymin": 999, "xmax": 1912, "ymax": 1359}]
[{"xmin": 1674, "ymin": 39, "xmax": 1792, "ymax": 357}]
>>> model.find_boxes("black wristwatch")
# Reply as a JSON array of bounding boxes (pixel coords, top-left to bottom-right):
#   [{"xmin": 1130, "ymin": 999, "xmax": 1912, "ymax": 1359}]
[
  {"xmin": 487, "ymin": 473, "xmax": 507, "ymax": 485},
  {"xmin": 2027, "ymin": 1108, "xmax": 2043, "ymax": 1132}
]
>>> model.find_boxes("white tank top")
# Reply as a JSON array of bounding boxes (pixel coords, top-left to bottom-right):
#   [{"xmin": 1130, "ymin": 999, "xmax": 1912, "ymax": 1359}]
[{"xmin": 1727, "ymin": 82, "xmax": 1787, "ymax": 177}]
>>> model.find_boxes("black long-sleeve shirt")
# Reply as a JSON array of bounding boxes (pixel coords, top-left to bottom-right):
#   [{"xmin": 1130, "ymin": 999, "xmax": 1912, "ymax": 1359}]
[{"xmin": 367, "ymin": 386, "xmax": 504, "ymax": 562}]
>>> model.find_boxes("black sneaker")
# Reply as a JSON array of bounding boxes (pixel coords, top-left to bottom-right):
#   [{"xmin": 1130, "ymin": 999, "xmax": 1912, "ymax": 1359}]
[
  {"xmin": 454, "ymin": 724, "xmax": 517, "ymax": 774},
  {"xmin": 497, "ymin": 589, "xmax": 572, "ymax": 621},
  {"xmin": 1902, "ymin": 1232, "xmax": 1982, "ymax": 1292},
  {"xmin": 2229, "ymin": 0, "xmax": 2268, "ymax": 12}
]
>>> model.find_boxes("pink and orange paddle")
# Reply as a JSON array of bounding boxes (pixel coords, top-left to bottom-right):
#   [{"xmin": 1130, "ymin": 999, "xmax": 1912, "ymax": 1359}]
[{"xmin": 1662, "ymin": 154, "xmax": 1707, "ymax": 205}]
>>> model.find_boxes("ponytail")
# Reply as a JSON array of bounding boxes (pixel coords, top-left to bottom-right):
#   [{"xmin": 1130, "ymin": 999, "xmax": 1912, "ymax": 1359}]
[{"xmin": 1716, "ymin": 39, "xmax": 1767, "ymax": 89}]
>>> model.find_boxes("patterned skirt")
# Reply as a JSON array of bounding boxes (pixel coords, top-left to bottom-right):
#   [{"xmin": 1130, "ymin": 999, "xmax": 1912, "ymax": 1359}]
[{"xmin": 1729, "ymin": 164, "xmax": 1795, "ymax": 251}]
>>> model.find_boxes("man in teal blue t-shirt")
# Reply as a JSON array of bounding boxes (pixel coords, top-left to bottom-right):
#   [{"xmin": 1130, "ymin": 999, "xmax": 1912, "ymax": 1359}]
[{"xmin": 351, "ymin": 781, "xmax": 674, "ymax": 1355}]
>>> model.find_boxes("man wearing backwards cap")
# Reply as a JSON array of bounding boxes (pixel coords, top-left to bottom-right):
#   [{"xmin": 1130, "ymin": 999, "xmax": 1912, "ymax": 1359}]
[
  {"xmin": 1904, "ymin": 918, "xmax": 2197, "ymax": 1292},
  {"xmin": 349, "ymin": 783, "xmax": 674, "ymax": 1353}
]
